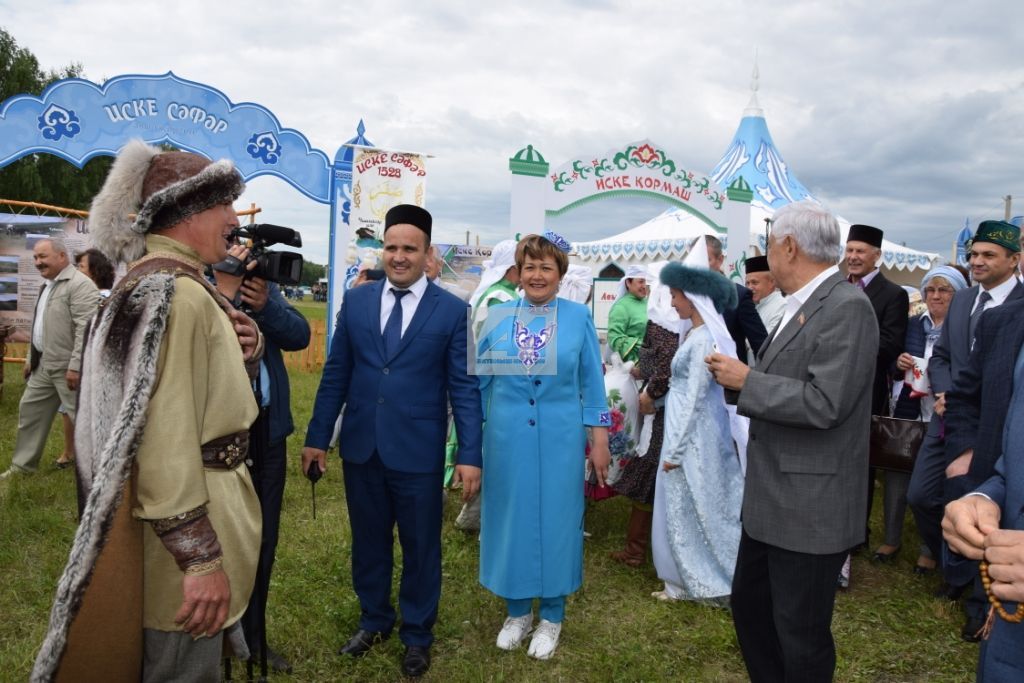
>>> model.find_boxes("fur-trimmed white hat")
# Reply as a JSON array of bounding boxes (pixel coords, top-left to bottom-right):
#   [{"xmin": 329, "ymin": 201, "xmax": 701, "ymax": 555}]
[{"xmin": 88, "ymin": 140, "xmax": 244, "ymax": 263}]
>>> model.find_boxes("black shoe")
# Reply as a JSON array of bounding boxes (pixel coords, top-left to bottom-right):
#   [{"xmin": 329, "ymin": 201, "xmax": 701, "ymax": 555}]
[
  {"xmin": 934, "ymin": 581, "xmax": 967, "ymax": 601},
  {"xmin": 871, "ymin": 546, "xmax": 901, "ymax": 563},
  {"xmin": 402, "ymin": 645, "xmax": 431, "ymax": 678},
  {"xmin": 962, "ymin": 615, "xmax": 986, "ymax": 643},
  {"xmin": 338, "ymin": 629, "xmax": 389, "ymax": 657},
  {"xmin": 251, "ymin": 646, "xmax": 293, "ymax": 674}
]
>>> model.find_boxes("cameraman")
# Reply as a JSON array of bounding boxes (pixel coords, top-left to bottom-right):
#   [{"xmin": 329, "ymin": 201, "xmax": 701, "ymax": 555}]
[{"xmin": 214, "ymin": 245, "xmax": 311, "ymax": 673}]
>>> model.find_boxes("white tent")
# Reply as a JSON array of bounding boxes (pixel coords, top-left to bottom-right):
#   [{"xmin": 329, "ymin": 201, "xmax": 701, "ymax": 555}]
[{"xmin": 573, "ymin": 205, "xmax": 939, "ymax": 285}]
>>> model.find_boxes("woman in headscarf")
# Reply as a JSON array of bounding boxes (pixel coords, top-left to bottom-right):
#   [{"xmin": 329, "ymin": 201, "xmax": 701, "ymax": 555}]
[
  {"xmin": 650, "ymin": 261, "xmax": 746, "ymax": 604},
  {"xmin": 610, "ymin": 262, "xmax": 680, "ymax": 566},
  {"xmin": 478, "ymin": 233, "xmax": 610, "ymax": 660},
  {"xmin": 606, "ymin": 265, "xmax": 649, "ymax": 364},
  {"xmin": 591, "ymin": 265, "xmax": 646, "ymax": 500},
  {"xmin": 469, "ymin": 239, "xmax": 520, "ymax": 339},
  {"xmin": 454, "ymin": 240, "xmax": 522, "ymax": 531},
  {"xmin": 875, "ymin": 264, "xmax": 967, "ymax": 573}
]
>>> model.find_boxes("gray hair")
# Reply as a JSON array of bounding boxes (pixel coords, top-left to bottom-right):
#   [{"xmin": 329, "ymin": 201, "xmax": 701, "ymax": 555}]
[
  {"xmin": 769, "ymin": 200, "xmax": 841, "ymax": 264},
  {"xmin": 36, "ymin": 236, "xmax": 69, "ymax": 256}
]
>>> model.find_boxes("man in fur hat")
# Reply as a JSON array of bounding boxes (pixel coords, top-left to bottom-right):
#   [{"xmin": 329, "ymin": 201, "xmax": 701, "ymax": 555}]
[{"xmin": 33, "ymin": 140, "xmax": 264, "ymax": 682}]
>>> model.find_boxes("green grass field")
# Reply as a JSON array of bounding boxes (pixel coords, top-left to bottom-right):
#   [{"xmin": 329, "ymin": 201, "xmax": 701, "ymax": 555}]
[{"xmin": 0, "ymin": 305, "xmax": 978, "ymax": 680}]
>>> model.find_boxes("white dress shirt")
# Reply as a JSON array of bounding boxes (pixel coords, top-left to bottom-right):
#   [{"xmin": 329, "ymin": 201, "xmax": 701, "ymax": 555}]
[
  {"xmin": 379, "ymin": 274, "xmax": 429, "ymax": 336},
  {"xmin": 970, "ymin": 274, "xmax": 1019, "ymax": 315},
  {"xmin": 772, "ymin": 265, "xmax": 841, "ymax": 342},
  {"xmin": 32, "ymin": 280, "xmax": 53, "ymax": 349}
]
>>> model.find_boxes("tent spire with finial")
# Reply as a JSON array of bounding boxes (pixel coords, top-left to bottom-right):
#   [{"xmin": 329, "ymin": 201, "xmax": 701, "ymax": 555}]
[{"xmin": 744, "ymin": 49, "xmax": 763, "ymax": 117}]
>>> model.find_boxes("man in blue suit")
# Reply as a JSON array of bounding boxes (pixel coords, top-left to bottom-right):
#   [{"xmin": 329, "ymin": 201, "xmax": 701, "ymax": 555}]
[
  {"xmin": 909, "ymin": 221, "xmax": 1022, "ymax": 638},
  {"xmin": 303, "ymin": 204, "xmax": 482, "ymax": 678},
  {"xmin": 943, "ymin": 324, "xmax": 1024, "ymax": 680},
  {"xmin": 908, "ymin": 225, "xmax": 1022, "ymax": 547}
]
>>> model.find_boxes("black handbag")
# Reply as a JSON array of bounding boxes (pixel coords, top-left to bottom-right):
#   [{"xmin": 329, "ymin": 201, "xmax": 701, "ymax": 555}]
[{"xmin": 869, "ymin": 415, "xmax": 928, "ymax": 473}]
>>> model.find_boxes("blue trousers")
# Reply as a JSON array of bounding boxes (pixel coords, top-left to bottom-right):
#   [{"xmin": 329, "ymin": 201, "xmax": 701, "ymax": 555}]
[
  {"xmin": 343, "ymin": 453, "xmax": 443, "ymax": 647},
  {"xmin": 506, "ymin": 596, "xmax": 566, "ymax": 623}
]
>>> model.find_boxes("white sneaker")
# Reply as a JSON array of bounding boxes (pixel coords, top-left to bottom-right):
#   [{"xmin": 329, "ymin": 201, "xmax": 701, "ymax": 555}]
[
  {"xmin": 496, "ymin": 613, "xmax": 533, "ymax": 650},
  {"xmin": 526, "ymin": 619, "xmax": 561, "ymax": 660}
]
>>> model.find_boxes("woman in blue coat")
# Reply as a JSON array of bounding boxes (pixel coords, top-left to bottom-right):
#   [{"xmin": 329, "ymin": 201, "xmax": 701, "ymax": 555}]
[{"xmin": 478, "ymin": 233, "xmax": 611, "ymax": 660}]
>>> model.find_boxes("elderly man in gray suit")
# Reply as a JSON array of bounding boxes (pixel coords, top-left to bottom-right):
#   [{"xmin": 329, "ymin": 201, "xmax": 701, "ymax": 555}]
[
  {"xmin": 3, "ymin": 237, "xmax": 98, "ymax": 478},
  {"xmin": 707, "ymin": 200, "xmax": 878, "ymax": 682}
]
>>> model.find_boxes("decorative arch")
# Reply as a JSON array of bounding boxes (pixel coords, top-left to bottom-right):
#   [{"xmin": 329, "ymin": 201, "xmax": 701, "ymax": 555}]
[
  {"xmin": 508, "ymin": 139, "xmax": 753, "ymax": 280},
  {"xmin": 0, "ymin": 72, "xmax": 370, "ymax": 335}
]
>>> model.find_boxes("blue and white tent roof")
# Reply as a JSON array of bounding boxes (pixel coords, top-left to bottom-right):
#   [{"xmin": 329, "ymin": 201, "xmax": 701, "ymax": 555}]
[
  {"xmin": 710, "ymin": 64, "xmax": 813, "ymax": 208},
  {"xmin": 575, "ymin": 66, "xmax": 939, "ymax": 274}
]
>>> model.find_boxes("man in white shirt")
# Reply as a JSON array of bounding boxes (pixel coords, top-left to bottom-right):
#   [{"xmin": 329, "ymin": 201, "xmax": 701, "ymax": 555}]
[{"xmin": 3, "ymin": 238, "xmax": 98, "ymax": 477}]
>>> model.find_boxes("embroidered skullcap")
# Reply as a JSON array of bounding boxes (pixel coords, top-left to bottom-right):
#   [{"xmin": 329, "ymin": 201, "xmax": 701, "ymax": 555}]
[{"xmin": 972, "ymin": 220, "xmax": 1020, "ymax": 253}]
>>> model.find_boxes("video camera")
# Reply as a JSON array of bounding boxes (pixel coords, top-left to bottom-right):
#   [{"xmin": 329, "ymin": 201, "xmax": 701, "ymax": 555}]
[{"xmin": 213, "ymin": 223, "xmax": 304, "ymax": 286}]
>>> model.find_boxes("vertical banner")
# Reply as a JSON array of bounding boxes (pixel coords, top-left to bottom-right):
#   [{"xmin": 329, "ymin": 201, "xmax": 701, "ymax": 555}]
[
  {"xmin": 326, "ymin": 148, "xmax": 428, "ymax": 330},
  {"xmin": 350, "ymin": 148, "xmax": 427, "ymax": 243},
  {"xmin": 0, "ymin": 215, "xmax": 90, "ymax": 342}
]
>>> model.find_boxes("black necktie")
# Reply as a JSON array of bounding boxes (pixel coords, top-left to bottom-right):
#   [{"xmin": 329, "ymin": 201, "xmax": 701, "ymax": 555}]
[
  {"xmin": 968, "ymin": 290, "xmax": 992, "ymax": 348},
  {"xmin": 383, "ymin": 289, "xmax": 411, "ymax": 357}
]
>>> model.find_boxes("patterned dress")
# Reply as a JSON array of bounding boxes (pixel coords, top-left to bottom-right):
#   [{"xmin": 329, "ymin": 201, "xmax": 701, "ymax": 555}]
[
  {"xmin": 613, "ymin": 321, "xmax": 678, "ymax": 505},
  {"xmin": 651, "ymin": 325, "xmax": 743, "ymax": 599}
]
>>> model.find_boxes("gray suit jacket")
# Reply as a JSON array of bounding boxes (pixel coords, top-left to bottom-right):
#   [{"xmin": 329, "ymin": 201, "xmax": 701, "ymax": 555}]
[
  {"xmin": 29, "ymin": 264, "xmax": 99, "ymax": 374},
  {"xmin": 737, "ymin": 271, "xmax": 879, "ymax": 554}
]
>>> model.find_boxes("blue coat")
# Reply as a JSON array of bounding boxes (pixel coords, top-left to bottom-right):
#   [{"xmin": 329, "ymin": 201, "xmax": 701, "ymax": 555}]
[
  {"xmin": 478, "ymin": 298, "xmax": 610, "ymax": 599},
  {"xmin": 305, "ymin": 279, "xmax": 482, "ymax": 473}
]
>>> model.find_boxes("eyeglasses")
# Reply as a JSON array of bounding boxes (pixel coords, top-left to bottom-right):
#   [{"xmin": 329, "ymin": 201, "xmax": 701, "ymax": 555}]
[{"xmin": 922, "ymin": 287, "xmax": 954, "ymax": 296}]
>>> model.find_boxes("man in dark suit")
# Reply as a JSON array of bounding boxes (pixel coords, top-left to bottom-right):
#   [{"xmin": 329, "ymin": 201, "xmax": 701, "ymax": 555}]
[
  {"xmin": 943, "ymin": 329, "xmax": 1024, "ymax": 679},
  {"xmin": 212, "ymin": 269, "xmax": 311, "ymax": 673},
  {"xmin": 707, "ymin": 200, "xmax": 878, "ymax": 682},
  {"xmin": 845, "ymin": 224, "xmax": 908, "ymax": 415},
  {"xmin": 908, "ymin": 221, "xmax": 1023, "ymax": 638},
  {"xmin": 303, "ymin": 205, "xmax": 483, "ymax": 678},
  {"xmin": 705, "ymin": 234, "xmax": 767, "ymax": 365},
  {"xmin": 947, "ymin": 300, "xmax": 1024, "ymax": 492},
  {"xmin": 844, "ymin": 224, "xmax": 908, "ymax": 580}
]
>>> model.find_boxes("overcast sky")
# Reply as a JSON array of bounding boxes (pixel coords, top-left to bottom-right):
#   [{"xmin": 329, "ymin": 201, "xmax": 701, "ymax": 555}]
[{"xmin": 3, "ymin": 0, "xmax": 1023, "ymax": 265}]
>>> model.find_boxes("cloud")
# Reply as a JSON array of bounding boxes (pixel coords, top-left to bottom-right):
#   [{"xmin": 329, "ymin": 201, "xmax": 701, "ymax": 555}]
[{"xmin": 3, "ymin": 0, "xmax": 1024, "ymax": 265}]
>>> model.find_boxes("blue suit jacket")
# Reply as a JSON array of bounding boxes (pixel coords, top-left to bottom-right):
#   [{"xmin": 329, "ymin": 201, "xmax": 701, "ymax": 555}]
[
  {"xmin": 305, "ymin": 279, "xmax": 482, "ymax": 473},
  {"xmin": 930, "ymin": 282, "xmax": 1024, "ymax": 399},
  {"xmin": 945, "ymin": 298, "xmax": 1024, "ymax": 486},
  {"xmin": 947, "ymin": 352, "xmax": 1024, "ymax": 678}
]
